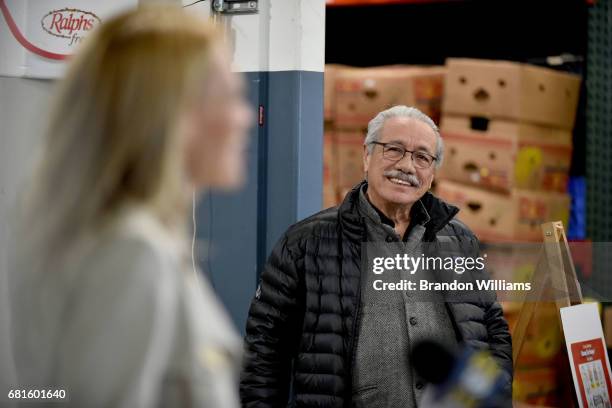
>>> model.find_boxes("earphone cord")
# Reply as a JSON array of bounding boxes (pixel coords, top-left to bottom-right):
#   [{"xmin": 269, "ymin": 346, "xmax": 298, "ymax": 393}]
[{"xmin": 192, "ymin": 191, "xmax": 202, "ymax": 287}]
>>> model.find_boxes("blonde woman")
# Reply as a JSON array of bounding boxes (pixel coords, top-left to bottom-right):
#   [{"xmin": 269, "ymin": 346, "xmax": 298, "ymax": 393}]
[{"xmin": 7, "ymin": 5, "xmax": 251, "ymax": 407}]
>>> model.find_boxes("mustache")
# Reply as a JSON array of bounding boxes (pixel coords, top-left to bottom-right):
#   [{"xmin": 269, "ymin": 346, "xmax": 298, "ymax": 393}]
[{"xmin": 383, "ymin": 170, "xmax": 421, "ymax": 187}]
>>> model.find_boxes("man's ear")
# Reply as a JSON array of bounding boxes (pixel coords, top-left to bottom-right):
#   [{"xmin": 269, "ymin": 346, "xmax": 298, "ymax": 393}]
[
  {"xmin": 428, "ymin": 174, "xmax": 435, "ymax": 190},
  {"xmin": 363, "ymin": 145, "xmax": 370, "ymax": 173}
]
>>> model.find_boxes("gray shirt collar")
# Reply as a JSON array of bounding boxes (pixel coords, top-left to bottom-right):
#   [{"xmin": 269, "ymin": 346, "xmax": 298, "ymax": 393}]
[{"xmin": 358, "ymin": 184, "xmax": 431, "ymax": 240}]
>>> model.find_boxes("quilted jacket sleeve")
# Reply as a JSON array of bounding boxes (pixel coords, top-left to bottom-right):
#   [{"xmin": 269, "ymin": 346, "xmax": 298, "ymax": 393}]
[
  {"xmin": 483, "ymin": 298, "xmax": 513, "ymax": 397},
  {"xmin": 240, "ymin": 233, "xmax": 303, "ymax": 407}
]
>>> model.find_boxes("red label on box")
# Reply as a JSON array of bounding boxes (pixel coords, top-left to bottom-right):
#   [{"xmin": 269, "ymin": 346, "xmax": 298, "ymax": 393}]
[{"xmin": 570, "ymin": 338, "xmax": 612, "ymax": 407}]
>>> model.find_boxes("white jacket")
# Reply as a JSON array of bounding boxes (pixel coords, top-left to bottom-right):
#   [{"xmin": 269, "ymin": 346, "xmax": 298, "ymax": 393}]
[{"xmin": 7, "ymin": 206, "xmax": 242, "ymax": 407}]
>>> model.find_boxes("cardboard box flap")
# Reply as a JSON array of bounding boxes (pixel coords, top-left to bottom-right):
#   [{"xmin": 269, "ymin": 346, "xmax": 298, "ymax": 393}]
[
  {"xmin": 440, "ymin": 115, "xmax": 572, "ymax": 146},
  {"xmin": 443, "ymin": 58, "xmax": 581, "ymax": 129}
]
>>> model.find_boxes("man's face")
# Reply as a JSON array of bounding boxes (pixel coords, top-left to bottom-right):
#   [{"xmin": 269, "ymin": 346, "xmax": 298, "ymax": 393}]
[{"xmin": 363, "ymin": 116, "xmax": 438, "ymax": 206}]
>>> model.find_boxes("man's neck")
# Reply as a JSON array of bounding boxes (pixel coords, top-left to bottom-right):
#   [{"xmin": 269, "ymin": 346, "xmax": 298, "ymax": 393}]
[{"xmin": 366, "ymin": 190, "xmax": 413, "ymax": 238}]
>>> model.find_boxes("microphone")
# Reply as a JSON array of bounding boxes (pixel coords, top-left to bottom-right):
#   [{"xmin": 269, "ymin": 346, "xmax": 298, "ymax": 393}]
[{"xmin": 411, "ymin": 340, "xmax": 511, "ymax": 408}]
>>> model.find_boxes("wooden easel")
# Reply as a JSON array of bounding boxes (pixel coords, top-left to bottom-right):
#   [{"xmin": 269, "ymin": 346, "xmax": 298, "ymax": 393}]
[
  {"xmin": 511, "ymin": 221, "xmax": 583, "ymax": 406},
  {"xmin": 511, "ymin": 221, "xmax": 583, "ymax": 364}
]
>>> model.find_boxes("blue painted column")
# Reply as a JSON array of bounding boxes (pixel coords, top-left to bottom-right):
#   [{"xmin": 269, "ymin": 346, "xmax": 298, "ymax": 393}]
[
  {"xmin": 194, "ymin": 0, "xmax": 325, "ymax": 332},
  {"xmin": 265, "ymin": 70, "xmax": 324, "ymax": 255}
]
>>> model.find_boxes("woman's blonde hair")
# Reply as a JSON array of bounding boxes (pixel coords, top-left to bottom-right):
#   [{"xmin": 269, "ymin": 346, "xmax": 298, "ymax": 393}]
[{"xmin": 18, "ymin": 5, "xmax": 220, "ymax": 263}]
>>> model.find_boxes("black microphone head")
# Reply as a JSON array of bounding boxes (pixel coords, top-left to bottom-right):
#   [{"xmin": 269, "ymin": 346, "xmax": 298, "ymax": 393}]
[{"xmin": 411, "ymin": 340, "xmax": 456, "ymax": 384}]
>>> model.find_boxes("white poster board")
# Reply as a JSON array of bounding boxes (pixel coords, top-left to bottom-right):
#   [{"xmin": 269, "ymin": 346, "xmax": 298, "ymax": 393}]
[{"xmin": 560, "ymin": 303, "xmax": 612, "ymax": 408}]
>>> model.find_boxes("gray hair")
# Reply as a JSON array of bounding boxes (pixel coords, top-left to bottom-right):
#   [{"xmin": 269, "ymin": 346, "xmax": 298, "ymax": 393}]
[{"xmin": 364, "ymin": 105, "xmax": 444, "ymax": 168}]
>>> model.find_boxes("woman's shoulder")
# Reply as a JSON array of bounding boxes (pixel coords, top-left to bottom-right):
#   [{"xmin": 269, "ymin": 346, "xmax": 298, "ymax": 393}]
[
  {"xmin": 103, "ymin": 205, "xmax": 184, "ymax": 256},
  {"xmin": 104, "ymin": 205, "xmax": 185, "ymax": 258},
  {"xmin": 75, "ymin": 207, "xmax": 185, "ymax": 294}
]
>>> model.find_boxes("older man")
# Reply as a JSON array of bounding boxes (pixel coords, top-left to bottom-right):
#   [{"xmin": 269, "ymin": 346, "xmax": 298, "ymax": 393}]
[{"xmin": 240, "ymin": 106, "xmax": 512, "ymax": 408}]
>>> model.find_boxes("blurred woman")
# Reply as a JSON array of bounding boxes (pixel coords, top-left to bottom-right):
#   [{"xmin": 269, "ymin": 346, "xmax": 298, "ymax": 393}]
[{"xmin": 8, "ymin": 5, "xmax": 251, "ymax": 407}]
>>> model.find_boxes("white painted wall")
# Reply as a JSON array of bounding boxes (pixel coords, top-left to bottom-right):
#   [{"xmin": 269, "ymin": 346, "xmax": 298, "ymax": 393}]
[
  {"xmin": 0, "ymin": 75, "xmax": 54, "ymax": 398},
  {"xmin": 229, "ymin": 0, "xmax": 325, "ymax": 72},
  {"xmin": 0, "ymin": 0, "xmax": 324, "ymax": 77}
]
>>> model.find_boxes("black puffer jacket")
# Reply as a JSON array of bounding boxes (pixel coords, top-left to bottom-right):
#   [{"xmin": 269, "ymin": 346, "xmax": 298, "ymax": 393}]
[{"xmin": 240, "ymin": 181, "xmax": 513, "ymax": 407}]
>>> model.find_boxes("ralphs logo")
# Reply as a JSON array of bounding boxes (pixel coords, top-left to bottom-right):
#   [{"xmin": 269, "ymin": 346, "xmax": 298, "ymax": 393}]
[{"xmin": 41, "ymin": 8, "xmax": 101, "ymax": 46}]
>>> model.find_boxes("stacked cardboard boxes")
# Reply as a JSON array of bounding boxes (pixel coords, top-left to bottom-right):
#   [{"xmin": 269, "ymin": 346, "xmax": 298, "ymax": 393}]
[
  {"xmin": 436, "ymin": 58, "xmax": 581, "ymax": 242},
  {"xmin": 434, "ymin": 58, "xmax": 582, "ymax": 406},
  {"xmin": 323, "ymin": 64, "xmax": 347, "ymax": 208},
  {"xmin": 323, "ymin": 64, "xmax": 445, "ymax": 208}
]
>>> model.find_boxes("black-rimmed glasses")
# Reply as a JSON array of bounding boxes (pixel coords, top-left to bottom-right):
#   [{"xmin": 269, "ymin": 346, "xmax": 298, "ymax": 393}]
[{"xmin": 369, "ymin": 142, "xmax": 437, "ymax": 169}]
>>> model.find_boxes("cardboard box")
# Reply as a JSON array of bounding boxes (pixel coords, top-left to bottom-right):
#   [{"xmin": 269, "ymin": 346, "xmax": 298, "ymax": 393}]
[
  {"xmin": 443, "ymin": 58, "xmax": 581, "ymax": 130},
  {"xmin": 334, "ymin": 66, "xmax": 445, "ymax": 128},
  {"xmin": 435, "ymin": 180, "xmax": 570, "ymax": 242},
  {"xmin": 336, "ymin": 129, "xmax": 366, "ymax": 190},
  {"xmin": 505, "ymin": 302, "xmax": 565, "ymax": 368},
  {"xmin": 324, "ymin": 64, "xmax": 353, "ymax": 123},
  {"xmin": 323, "ymin": 185, "xmax": 338, "ymax": 209},
  {"xmin": 513, "ymin": 366, "xmax": 561, "ymax": 406},
  {"xmin": 483, "ymin": 244, "xmax": 540, "ymax": 299},
  {"xmin": 605, "ymin": 306, "xmax": 612, "ymax": 349},
  {"xmin": 439, "ymin": 115, "xmax": 572, "ymax": 193}
]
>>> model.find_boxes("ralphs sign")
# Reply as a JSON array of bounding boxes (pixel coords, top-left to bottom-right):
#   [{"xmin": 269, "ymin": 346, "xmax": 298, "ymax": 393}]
[
  {"xmin": 1, "ymin": 0, "xmax": 137, "ymax": 77},
  {"xmin": 41, "ymin": 8, "xmax": 101, "ymax": 46}
]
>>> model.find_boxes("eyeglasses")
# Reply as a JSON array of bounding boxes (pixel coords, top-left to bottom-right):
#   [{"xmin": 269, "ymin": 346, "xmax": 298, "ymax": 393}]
[{"xmin": 369, "ymin": 141, "xmax": 437, "ymax": 169}]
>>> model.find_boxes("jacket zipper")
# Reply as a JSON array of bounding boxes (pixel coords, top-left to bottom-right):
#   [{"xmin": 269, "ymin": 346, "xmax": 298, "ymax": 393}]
[{"xmin": 344, "ymin": 219, "xmax": 367, "ymax": 407}]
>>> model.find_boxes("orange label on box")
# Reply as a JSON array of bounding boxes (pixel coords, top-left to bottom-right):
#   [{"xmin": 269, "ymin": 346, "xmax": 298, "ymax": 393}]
[{"xmin": 518, "ymin": 197, "xmax": 547, "ymax": 224}]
